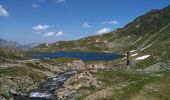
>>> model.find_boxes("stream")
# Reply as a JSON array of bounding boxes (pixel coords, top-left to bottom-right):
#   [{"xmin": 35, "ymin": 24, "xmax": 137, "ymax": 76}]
[{"xmin": 15, "ymin": 70, "xmax": 78, "ymax": 100}]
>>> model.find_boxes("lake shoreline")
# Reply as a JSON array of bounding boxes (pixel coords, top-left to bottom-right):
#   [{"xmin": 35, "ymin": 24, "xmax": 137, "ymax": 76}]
[{"xmin": 32, "ymin": 51, "xmax": 125, "ymax": 61}]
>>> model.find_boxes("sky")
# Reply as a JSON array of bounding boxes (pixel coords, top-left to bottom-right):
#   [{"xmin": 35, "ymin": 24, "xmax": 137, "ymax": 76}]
[{"xmin": 0, "ymin": 0, "xmax": 170, "ymax": 44}]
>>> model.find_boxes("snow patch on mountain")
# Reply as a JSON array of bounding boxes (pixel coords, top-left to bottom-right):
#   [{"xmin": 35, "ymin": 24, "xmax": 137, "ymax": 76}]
[{"xmin": 135, "ymin": 55, "xmax": 150, "ymax": 60}]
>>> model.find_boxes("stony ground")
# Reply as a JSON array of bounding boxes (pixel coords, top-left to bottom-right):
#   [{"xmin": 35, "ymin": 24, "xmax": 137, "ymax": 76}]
[
  {"xmin": 0, "ymin": 57, "xmax": 170, "ymax": 100},
  {"xmin": 0, "ymin": 58, "xmax": 89, "ymax": 99}
]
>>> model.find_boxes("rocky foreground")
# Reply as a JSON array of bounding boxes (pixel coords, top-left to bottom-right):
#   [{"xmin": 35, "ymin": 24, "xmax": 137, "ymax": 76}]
[
  {"xmin": 0, "ymin": 57, "xmax": 170, "ymax": 100},
  {"xmin": 0, "ymin": 58, "xmax": 104, "ymax": 100}
]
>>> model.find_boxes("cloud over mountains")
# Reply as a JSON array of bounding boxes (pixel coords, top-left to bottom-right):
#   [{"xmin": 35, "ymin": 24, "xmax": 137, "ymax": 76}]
[
  {"xmin": 96, "ymin": 28, "xmax": 111, "ymax": 35},
  {"xmin": 44, "ymin": 31, "xmax": 64, "ymax": 37}
]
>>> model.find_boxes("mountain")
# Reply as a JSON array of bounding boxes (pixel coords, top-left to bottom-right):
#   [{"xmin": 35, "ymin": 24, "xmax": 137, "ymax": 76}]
[
  {"xmin": 0, "ymin": 38, "xmax": 39, "ymax": 50},
  {"xmin": 1, "ymin": 5, "xmax": 170, "ymax": 100},
  {"xmin": 0, "ymin": 38, "xmax": 19, "ymax": 48},
  {"xmin": 0, "ymin": 38, "xmax": 40, "ymax": 60},
  {"xmin": 31, "ymin": 5, "xmax": 170, "ymax": 68}
]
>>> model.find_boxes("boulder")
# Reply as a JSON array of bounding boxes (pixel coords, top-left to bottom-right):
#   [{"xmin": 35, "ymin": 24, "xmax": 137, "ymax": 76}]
[
  {"xmin": 89, "ymin": 70, "xmax": 98, "ymax": 74},
  {"xmin": 55, "ymin": 89, "xmax": 65, "ymax": 100},
  {"xmin": 74, "ymin": 83, "xmax": 82, "ymax": 90},
  {"xmin": 86, "ymin": 64, "xmax": 93, "ymax": 69},
  {"xmin": 66, "ymin": 60, "xmax": 86, "ymax": 70},
  {"xmin": 54, "ymin": 88, "xmax": 76, "ymax": 100},
  {"xmin": 94, "ymin": 64, "xmax": 105, "ymax": 70},
  {"xmin": 10, "ymin": 90, "xmax": 19, "ymax": 96},
  {"xmin": 73, "ymin": 71, "xmax": 99, "ymax": 88},
  {"xmin": 60, "ymin": 70, "xmax": 100, "ymax": 99}
]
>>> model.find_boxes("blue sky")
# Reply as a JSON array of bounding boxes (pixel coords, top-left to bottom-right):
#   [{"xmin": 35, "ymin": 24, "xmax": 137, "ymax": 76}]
[{"xmin": 0, "ymin": 0, "xmax": 170, "ymax": 44}]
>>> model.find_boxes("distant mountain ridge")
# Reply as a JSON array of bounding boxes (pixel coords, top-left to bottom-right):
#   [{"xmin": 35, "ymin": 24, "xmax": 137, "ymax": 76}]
[
  {"xmin": 31, "ymin": 5, "xmax": 170, "ymax": 68},
  {"xmin": 0, "ymin": 38, "xmax": 40, "ymax": 59},
  {"xmin": 31, "ymin": 5, "xmax": 170, "ymax": 52},
  {"xmin": 0, "ymin": 38, "xmax": 39, "ymax": 50}
]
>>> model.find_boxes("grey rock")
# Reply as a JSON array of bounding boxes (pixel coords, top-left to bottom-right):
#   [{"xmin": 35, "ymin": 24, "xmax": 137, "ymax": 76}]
[{"xmin": 144, "ymin": 62, "xmax": 170, "ymax": 73}]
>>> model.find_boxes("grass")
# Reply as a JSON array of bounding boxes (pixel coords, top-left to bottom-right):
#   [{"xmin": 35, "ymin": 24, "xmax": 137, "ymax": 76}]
[
  {"xmin": 134, "ymin": 24, "xmax": 170, "ymax": 69},
  {"xmin": 95, "ymin": 70, "xmax": 170, "ymax": 100},
  {"xmin": 0, "ymin": 48, "xmax": 26, "ymax": 60},
  {"xmin": 55, "ymin": 57, "xmax": 78, "ymax": 63},
  {"xmin": 69, "ymin": 81, "xmax": 78, "ymax": 86},
  {"xmin": 75, "ymin": 85, "xmax": 99, "ymax": 100},
  {"xmin": 40, "ymin": 57, "xmax": 77, "ymax": 65},
  {"xmin": 132, "ymin": 70, "xmax": 170, "ymax": 100},
  {"xmin": 0, "ymin": 66, "xmax": 47, "ymax": 82},
  {"xmin": 115, "ymin": 76, "xmax": 158, "ymax": 100},
  {"xmin": 0, "ymin": 66, "xmax": 47, "ymax": 99},
  {"xmin": 135, "ymin": 57, "xmax": 156, "ymax": 69},
  {"xmin": 82, "ymin": 85, "xmax": 97, "ymax": 92},
  {"xmin": 25, "ymin": 62, "xmax": 50, "ymax": 71},
  {"xmin": 0, "ymin": 92, "xmax": 11, "ymax": 99},
  {"xmin": 76, "ymin": 71, "xmax": 148, "ymax": 100},
  {"xmin": 96, "ymin": 70, "xmax": 147, "ymax": 85}
]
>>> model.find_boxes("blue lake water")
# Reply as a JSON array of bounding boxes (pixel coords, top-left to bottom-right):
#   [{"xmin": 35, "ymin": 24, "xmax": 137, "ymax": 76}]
[{"xmin": 32, "ymin": 51, "xmax": 125, "ymax": 61}]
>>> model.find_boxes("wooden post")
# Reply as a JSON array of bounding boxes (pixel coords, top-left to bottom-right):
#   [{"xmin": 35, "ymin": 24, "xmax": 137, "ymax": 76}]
[{"xmin": 126, "ymin": 52, "xmax": 131, "ymax": 70}]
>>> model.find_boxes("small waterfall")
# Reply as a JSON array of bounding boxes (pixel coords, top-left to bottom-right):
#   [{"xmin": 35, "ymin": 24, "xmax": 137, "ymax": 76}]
[{"xmin": 15, "ymin": 70, "xmax": 77, "ymax": 100}]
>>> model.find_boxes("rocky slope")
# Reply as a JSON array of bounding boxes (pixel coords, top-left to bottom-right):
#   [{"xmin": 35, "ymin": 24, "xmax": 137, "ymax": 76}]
[{"xmin": 0, "ymin": 58, "xmax": 87, "ymax": 99}]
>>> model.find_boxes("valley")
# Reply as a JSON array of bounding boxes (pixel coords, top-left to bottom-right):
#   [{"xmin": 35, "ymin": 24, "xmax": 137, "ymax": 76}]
[{"xmin": 0, "ymin": 4, "xmax": 170, "ymax": 100}]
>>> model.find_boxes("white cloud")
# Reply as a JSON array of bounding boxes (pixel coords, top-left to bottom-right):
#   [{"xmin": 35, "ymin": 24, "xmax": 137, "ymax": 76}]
[
  {"xmin": 33, "ymin": 24, "xmax": 50, "ymax": 31},
  {"xmin": 32, "ymin": 4, "xmax": 40, "ymax": 8},
  {"xmin": 44, "ymin": 32, "xmax": 56, "ymax": 37},
  {"xmin": 56, "ymin": 0, "xmax": 65, "ymax": 3},
  {"xmin": 43, "ymin": 31, "xmax": 64, "ymax": 37},
  {"xmin": 56, "ymin": 31, "xmax": 64, "ymax": 37},
  {"xmin": 103, "ymin": 20, "xmax": 119, "ymax": 25},
  {"xmin": 0, "ymin": 5, "xmax": 8, "ymax": 16},
  {"xmin": 83, "ymin": 22, "xmax": 91, "ymax": 28},
  {"xmin": 96, "ymin": 28, "xmax": 111, "ymax": 35}
]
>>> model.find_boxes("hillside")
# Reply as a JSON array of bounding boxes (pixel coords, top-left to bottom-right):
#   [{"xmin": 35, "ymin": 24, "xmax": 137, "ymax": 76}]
[
  {"xmin": 0, "ymin": 38, "xmax": 39, "ymax": 51},
  {"xmin": 0, "ymin": 38, "xmax": 40, "ymax": 61},
  {"xmin": 1, "ymin": 5, "xmax": 170, "ymax": 100},
  {"xmin": 31, "ymin": 5, "xmax": 170, "ymax": 67}
]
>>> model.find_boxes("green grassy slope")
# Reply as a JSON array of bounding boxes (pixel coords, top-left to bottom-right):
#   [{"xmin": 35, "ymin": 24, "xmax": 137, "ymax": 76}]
[{"xmin": 30, "ymin": 5, "xmax": 170, "ymax": 66}]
